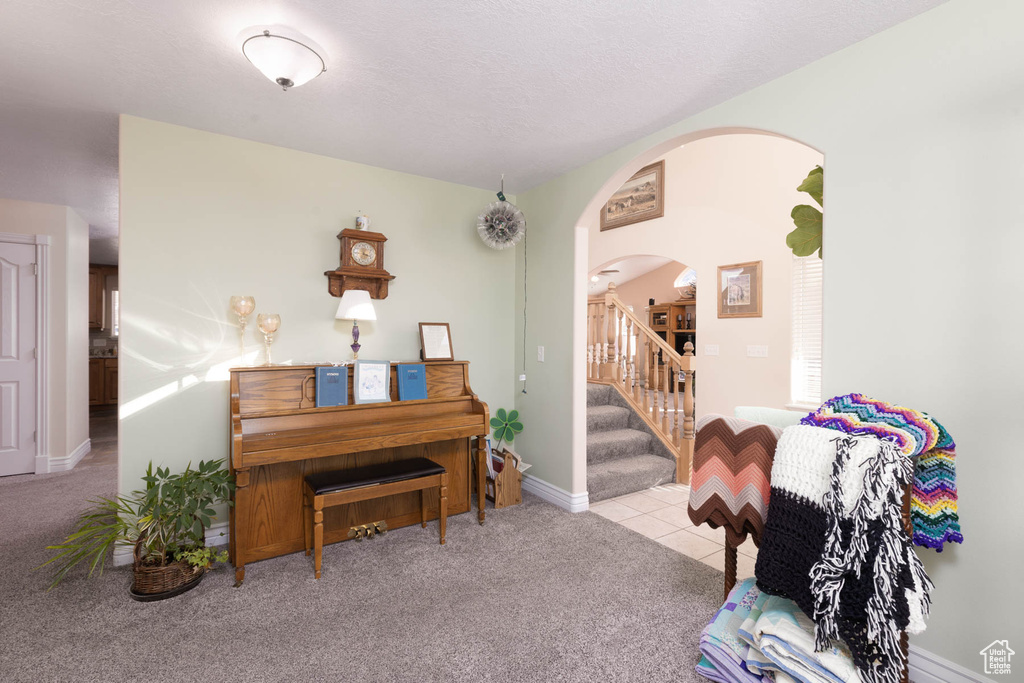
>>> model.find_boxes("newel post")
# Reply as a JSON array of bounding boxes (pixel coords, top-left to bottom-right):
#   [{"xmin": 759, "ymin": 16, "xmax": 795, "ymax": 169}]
[
  {"xmin": 677, "ymin": 340, "xmax": 696, "ymax": 484},
  {"xmin": 602, "ymin": 282, "xmax": 619, "ymax": 381}
]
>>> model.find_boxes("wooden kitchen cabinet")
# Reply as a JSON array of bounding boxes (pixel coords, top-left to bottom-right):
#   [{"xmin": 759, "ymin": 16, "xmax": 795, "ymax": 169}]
[
  {"xmin": 88, "ymin": 267, "xmax": 104, "ymax": 329},
  {"xmin": 103, "ymin": 359, "xmax": 118, "ymax": 405},
  {"xmin": 89, "ymin": 357, "xmax": 118, "ymax": 406},
  {"xmin": 89, "ymin": 359, "xmax": 105, "ymax": 405}
]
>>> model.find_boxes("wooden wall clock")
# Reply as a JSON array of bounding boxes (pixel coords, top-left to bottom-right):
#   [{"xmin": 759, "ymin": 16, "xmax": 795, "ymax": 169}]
[{"xmin": 324, "ymin": 229, "xmax": 396, "ymax": 299}]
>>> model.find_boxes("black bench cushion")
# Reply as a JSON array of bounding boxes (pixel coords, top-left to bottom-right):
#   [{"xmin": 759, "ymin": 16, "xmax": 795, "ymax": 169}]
[{"xmin": 304, "ymin": 457, "xmax": 445, "ymax": 496}]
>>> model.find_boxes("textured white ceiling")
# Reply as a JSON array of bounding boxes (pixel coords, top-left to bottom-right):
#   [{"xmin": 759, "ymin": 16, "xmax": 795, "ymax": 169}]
[{"xmin": 0, "ymin": 0, "xmax": 944, "ymax": 262}]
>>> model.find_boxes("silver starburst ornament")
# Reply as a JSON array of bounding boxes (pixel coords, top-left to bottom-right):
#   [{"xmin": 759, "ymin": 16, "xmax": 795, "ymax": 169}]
[{"xmin": 477, "ymin": 201, "xmax": 526, "ymax": 250}]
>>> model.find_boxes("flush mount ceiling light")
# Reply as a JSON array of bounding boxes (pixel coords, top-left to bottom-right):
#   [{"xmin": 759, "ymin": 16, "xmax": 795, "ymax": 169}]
[{"xmin": 241, "ymin": 29, "xmax": 326, "ymax": 90}]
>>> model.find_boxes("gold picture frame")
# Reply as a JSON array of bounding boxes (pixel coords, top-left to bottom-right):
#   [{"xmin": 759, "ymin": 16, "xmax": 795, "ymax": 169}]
[
  {"xmin": 599, "ymin": 160, "xmax": 665, "ymax": 231},
  {"xmin": 717, "ymin": 261, "xmax": 763, "ymax": 318}
]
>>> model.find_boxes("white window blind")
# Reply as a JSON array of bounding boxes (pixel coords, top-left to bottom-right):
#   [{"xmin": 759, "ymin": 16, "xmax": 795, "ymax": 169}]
[{"xmin": 791, "ymin": 255, "xmax": 822, "ymax": 406}]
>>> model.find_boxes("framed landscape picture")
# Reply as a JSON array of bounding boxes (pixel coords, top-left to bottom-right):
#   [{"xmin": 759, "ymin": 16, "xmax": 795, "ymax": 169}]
[
  {"xmin": 717, "ymin": 261, "xmax": 763, "ymax": 318},
  {"xmin": 599, "ymin": 160, "xmax": 665, "ymax": 231}
]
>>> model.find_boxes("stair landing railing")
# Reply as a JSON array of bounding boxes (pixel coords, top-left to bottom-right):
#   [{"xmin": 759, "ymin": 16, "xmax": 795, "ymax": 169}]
[{"xmin": 587, "ymin": 282, "xmax": 695, "ymax": 483}]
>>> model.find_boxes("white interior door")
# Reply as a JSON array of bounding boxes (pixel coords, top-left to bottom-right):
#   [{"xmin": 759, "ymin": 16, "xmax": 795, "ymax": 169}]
[{"xmin": 0, "ymin": 242, "xmax": 37, "ymax": 476}]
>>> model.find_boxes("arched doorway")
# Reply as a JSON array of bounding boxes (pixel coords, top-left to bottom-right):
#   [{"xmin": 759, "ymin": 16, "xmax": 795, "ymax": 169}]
[
  {"xmin": 585, "ymin": 255, "xmax": 697, "ymax": 503},
  {"xmin": 572, "ymin": 130, "xmax": 824, "ymax": 511}
]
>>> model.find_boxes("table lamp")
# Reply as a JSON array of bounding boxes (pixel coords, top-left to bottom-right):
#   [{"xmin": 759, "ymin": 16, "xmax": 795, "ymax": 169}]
[{"xmin": 335, "ymin": 290, "xmax": 376, "ymax": 359}]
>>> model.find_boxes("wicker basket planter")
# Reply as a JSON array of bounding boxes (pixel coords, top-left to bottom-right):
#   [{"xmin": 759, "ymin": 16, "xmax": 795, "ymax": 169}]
[{"xmin": 129, "ymin": 540, "xmax": 204, "ymax": 602}]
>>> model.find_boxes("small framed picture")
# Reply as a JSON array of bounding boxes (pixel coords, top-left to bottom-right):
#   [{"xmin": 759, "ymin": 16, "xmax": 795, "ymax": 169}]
[
  {"xmin": 418, "ymin": 322, "xmax": 454, "ymax": 361},
  {"xmin": 717, "ymin": 261, "xmax": 763, "ymax": 318},
  {"xmin": 599, "ymin": 160, "xmax": 665, "ymax": 231},
  {"xmin": 353, "ymin": 360, "xmax": 391, "ymax": 404}
]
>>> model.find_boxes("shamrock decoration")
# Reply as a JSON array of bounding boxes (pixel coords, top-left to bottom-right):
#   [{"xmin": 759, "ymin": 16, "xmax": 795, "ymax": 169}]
[{"xmin": 490, "ymin": 408, "xmax": 523, "ymax": 451}]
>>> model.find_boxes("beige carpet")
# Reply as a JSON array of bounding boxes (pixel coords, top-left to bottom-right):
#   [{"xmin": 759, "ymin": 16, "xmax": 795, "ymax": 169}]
[{"xmin": 0, "ymin": 460, "xmax": 725, "ymax": 682}]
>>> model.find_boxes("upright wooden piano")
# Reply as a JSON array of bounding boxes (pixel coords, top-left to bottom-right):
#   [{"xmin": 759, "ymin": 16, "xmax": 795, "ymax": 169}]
[{"xmin": 228, "ymin": 361, "xmax": 489, "ymax": 585}]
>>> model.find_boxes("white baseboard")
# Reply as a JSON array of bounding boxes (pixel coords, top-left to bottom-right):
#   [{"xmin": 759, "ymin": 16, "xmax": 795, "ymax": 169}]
[
  {"xmin": 909, "ymin": 644, "xmax": 992, "ymax": 683},
  {"xmin": 45, "ymin": 438, "xmax": 90, "ymax": 473},
  {"xmin": 112, "ymin": 521, "xmax": 231, "ymax": 567},
  {"xmin": 522, "ymin": 474, "xmax": 589, "ymax": 512}
]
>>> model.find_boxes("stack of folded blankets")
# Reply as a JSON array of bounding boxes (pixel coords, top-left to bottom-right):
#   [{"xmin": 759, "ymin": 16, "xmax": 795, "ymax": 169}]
[
  {"xmin": 697, "ymin": 578, "xmax": 863, "ymax": 683},
  {"xmin": 695, "ymin": 395, "xmax": 957, "ymax": 683}
]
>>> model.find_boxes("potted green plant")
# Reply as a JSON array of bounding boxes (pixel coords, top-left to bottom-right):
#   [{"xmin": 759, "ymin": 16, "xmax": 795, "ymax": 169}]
[{"xmin": 40, "ymin": 459, "xmax": 234, "ymax": 600}]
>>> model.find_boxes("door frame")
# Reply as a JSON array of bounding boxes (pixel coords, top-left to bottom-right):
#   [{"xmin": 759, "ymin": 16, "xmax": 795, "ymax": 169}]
[{"xmin": 0, "ymin": 232, "xmax": 50, "ymax": 474}]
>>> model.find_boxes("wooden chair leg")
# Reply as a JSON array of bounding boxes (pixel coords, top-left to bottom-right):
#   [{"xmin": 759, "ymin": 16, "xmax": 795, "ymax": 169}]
[
  {"xmin": 723, "ymin": 542, "xmax": 738, "ymax": 602},
  {"xmin": 313, "ymin": 496, "xmax": 324, "ymax": 579},
  {"xmin": 439, "ymin": 472, "xmax": 448, "ymax": 545},
  {"xmin": 303, "ymin": 490, "xmax": 312, "ymax": 556},
  {"xmin": 421, "ymin": 488, "xmax": 427, "ymax": 528}
]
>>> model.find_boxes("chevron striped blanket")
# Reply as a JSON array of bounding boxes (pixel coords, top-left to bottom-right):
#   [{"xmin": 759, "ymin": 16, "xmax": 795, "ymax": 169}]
[
  {"xmin": 801, "ymin": 394, "xmax": 961, "ymax": 551},
  {"xmin": 688, "ymin": 415, "xmax": 783, "ymax": 540}
]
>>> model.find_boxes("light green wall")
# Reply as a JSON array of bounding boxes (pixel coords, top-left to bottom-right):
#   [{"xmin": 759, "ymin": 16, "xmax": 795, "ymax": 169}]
[
  {"xmin": 0, "ymin": 199, "xmax": 89, "ymax": 464},
  {"xmin": 515, "ymin": 0, "xmax": 1023, "ymax": 672},
  {"xmin": 118, "ymin": 115, "xmax": 515, "ymax": 496}
]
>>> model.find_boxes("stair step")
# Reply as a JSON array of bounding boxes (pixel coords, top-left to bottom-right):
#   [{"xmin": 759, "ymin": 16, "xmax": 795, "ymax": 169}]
[
  {"xmin": 588, "ymin": 454, "xmax": 677, "ymax": 503},
  {"xmin": 587, "ymin": 429, "xmax": 652, "ymax": 465},
  {"xmin": 587, "ymin": 405, "xmax": 630, "ymax": 433},
  {"xmin": 587, "ymin": 382, "xmax": 612, "ymax": 406}
]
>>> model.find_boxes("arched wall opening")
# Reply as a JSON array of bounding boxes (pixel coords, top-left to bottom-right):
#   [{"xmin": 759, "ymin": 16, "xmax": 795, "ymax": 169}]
[{"xmin": 571, "ymin": 129, "xmax": 824, "ymax": 502}]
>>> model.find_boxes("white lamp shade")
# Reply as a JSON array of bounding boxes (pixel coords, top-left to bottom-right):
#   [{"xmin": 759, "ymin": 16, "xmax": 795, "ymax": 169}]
[
  {"xmin": 335, "ymin": 290, "xmax": 376, "ymax": 321},
  {"xmin": 242, "ymin": 30, "xmax": 326, "ymax": 89}
]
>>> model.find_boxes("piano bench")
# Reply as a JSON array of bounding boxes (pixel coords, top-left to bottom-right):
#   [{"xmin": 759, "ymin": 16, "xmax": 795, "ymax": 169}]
[{"xmin": 302, "ymin": 457, "xmax": 449, "ymax": 579}]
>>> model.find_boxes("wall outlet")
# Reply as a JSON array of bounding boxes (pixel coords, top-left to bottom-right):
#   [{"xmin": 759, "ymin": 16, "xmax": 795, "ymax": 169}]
[
  {"xmin": 537, "ymin": 346, "xmax": 545, "ymax": 362},
  {"xmin": 704, "ymin": 344, "xmax": 720, "ymax": 356},
  {"xmin": 747, "ymin": 345, "xmax": 769, "ymax": 358},
  {"xmin": 519, "ymin": 374, "xmax": 526, "ymax": 381}
]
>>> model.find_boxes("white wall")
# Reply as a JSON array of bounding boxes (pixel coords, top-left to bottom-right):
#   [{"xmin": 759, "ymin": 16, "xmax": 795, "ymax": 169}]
[
  {"xmin": 514, "ymin": 0, "xmax": 1023, "ymax": 672},
  {"xmin": 118, "ymin": 116, "xmax": 515, "ymax": 496},
  {"xmin": 607, "ymin": 261, "xmax": 686, "ymax": 321},
  {"xmin": 0, "ymin": 198, "xmax": 89, "ymax": 468},
  {"xmin": 592, "ymin": 136, "xmax": 823, "ymax": 418}
]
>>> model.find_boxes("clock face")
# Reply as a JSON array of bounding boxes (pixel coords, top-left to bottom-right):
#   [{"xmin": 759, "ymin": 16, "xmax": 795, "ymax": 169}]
[{"xmin": 351, "ymin": 241, "xmax": 376, "ymax": 267}]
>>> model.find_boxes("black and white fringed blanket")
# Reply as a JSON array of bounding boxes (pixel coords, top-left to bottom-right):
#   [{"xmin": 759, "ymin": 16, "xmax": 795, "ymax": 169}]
[{"xmin": 755, "ymin": 425, "xmax": 934, "ymax": 683}]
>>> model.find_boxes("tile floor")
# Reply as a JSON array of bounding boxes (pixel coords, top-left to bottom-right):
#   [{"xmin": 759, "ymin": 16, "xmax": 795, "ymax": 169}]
[
  {"xmin": 589, "ymin": 484, "xmax": 758, "ymax": 579},
  {"xmin": 78, "ymin": 407, "xmax": 118, "ymax": 469}
]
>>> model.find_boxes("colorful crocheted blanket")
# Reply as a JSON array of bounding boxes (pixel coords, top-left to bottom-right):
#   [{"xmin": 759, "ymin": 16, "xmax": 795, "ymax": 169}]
[{"xmin": 801, "ymin": 394, "xmax": 962, "ymax": 551}]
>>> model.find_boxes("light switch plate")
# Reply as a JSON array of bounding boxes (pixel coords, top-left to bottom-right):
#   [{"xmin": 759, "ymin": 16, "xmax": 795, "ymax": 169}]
[
  {"xmin": 704, "ymin": 344, "xmax": 720, "ymax": 356},
  {"xmin": 537, "ymin": 346, "xmax": 545, "ymax": 362},
  {"xmin": 747, "ymin": 345, "xmax": 769, "ymax": 357},
  {"xmin": 519, "ymin": 374, "xmax": 526, "ymax": 381}
]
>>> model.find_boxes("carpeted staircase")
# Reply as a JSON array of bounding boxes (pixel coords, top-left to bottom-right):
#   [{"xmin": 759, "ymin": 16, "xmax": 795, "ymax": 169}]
[{"xmin": 587, "ymin": 382, "xmax": 677, "ymax": 503}]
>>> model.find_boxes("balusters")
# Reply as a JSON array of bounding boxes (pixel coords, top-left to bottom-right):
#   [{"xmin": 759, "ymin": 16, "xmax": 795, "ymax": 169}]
[
  {"xmin": 662, "ymin": 356, "xmax": 671, "ymax": 436},
  {"xmin": 616, "ymin": 307, "xmax": 625, "ymax": 385},
  {"xmin": 630, "ymin": 323, "xmax": 638, "ymax": 403},
  {"xmin": 641, "ymin": 335, "xmax": 650, "ymax": 413},
  {"xmin": 682, "ymin": 341, "xmax": 695, "ymax": 442},
  {"xmin": 589, "ymin": 303, "xmax": 598, "ymax": 382},
  {"xmin": 673, "ymin": 361, "xmax": 680, "ymax": 445},
  {"xmin": 584, "ymin": 290, "xmax": 698, "ymax": 486}
]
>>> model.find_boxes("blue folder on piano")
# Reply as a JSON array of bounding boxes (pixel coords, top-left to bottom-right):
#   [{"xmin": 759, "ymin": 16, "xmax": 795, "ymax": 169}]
[
  {"xmin": 316, "ymin": 366, "xmax": 349, "ymax": 407},
  {"xmin": 397, "ymin": 364, "xmax": 428, "ymax": 401}
]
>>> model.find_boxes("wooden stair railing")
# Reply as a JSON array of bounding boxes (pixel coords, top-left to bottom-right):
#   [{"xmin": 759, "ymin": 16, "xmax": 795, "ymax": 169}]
[{"xmin": 587, "ymin": 282, "xmax": 695, "ymax": 484}]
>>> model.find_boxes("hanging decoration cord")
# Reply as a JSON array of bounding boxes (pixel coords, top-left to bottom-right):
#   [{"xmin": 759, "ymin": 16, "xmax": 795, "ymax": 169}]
[{"xmin": 522, "ymin": 228, "xmax": 528, "ymax": 394}]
